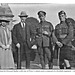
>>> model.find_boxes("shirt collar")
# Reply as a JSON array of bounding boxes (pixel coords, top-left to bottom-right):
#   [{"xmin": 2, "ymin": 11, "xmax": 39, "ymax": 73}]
[{"xmin": 21, "ymin": 22, "xmax": 25, "ymax": 27}]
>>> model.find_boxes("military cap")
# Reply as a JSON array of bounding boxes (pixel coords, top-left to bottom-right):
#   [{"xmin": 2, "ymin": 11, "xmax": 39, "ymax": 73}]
[
  {"xmin": 37, "ymin": 11, "xmax": 46, "ymax": 16},
  {"xmin": 58, "ymin": 10, "xmax": 66, "ymax": 16}
]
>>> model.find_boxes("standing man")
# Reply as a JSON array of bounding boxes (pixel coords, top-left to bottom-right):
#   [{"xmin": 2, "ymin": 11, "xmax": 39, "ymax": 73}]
[
  {"xmin": 55, "ymin": 10, "xmax": 74, "ymax": 69},
  {"xmin": 36, "ymin": 11, "xmax": 62, "ymax": 69},
  {"xmin": 12, "ymin": 11, "xmax": 30, "ymax": 69}
]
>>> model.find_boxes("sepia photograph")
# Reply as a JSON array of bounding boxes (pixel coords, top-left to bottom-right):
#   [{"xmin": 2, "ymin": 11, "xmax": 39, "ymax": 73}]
[{"xmin": 0, "ymin": 2, "xmax": 75, "ymax": 71}]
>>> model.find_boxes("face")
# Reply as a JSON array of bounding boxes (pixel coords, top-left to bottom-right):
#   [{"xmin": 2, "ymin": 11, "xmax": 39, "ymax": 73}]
[
  {"xmin": 38, "ymin": 13, "xmax": 46, "ymax": 21},
  {"xmin": 59, "ymin": 13, "xmax": 66, "ymax": 21},
  {"xmin": 1, "ymin": 22, "xmax": 8, "ymax": 27},
  {"xmin": 20, "ymin": 17, "xmax": 27, "ymax": 23}
]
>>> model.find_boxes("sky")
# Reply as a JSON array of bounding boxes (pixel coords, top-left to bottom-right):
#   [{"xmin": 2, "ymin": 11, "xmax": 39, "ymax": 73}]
[{"xmin": 2, "ymin": 3, "xmax": 75, "ymax": 28}]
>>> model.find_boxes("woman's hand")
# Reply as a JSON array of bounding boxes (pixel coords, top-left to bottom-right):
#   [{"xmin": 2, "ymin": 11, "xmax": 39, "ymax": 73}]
[
  {"xmin": 2, "ymin": 45, "xmax": 7, "ymax": 49},
  {"xmin": 6, "ymin": 45, "xmax": 10, "ymax": 49}
]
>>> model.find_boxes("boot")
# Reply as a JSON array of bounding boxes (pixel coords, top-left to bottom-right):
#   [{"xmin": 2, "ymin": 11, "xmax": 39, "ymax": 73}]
[
  {"xmin": 66, "ymin": 67, "xmax": 71, "ymax": 69},
  {"xmin": 59, "ymin": 64, "xmax": 64, "ymax": 69},
  {"xmin": 49, "ymin": 62, "xmax": 53, "ymax": 69}
]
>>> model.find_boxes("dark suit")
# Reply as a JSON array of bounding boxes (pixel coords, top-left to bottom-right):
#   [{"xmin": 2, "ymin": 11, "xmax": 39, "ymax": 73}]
[{"xmin": 12, "ymin": 22, "xmax": 30, "ymax": 69}]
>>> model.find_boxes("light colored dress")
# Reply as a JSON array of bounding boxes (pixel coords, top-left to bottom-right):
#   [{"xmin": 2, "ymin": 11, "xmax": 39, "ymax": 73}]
[{"xmin": 0, "ymin": 26, "xmax": 15, "ymax": 69}]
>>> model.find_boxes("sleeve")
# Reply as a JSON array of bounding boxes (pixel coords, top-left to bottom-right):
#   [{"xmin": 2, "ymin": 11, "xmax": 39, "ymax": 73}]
[
  {"xmin": 0, "ymin": 31, "xmax": 4, "ymax": 47},
  {"xmin": 48, "ymin": 23, "xmax": 54, "ymax": 36},
  {"xmin": 52, "ymin": 32, "xmax": 58, "ymax": 43},
  {"xmin": 8, "ymin": 31, "xmax": 12, "ymax": 45},
  {"xmin": 12, "ymin": 25, "xmax": 18, "ymax": 45},
  {"xmin": 0, "ymin": 39, "xmax": 3, "ymax": 47},
  {"xmin": 26, "ymin": 25, "xmax": 31, "ymax": 48},
  {"xmin": 54, "ymin": 25, "xmax": 58, "ymax": 37},
  {"xmin": 50, "ymin": 24, "xmax": 58, "ymax": 43},
  {"xmin": 62, "ymin": 25, "xmax": 74, "ymax": 45}
]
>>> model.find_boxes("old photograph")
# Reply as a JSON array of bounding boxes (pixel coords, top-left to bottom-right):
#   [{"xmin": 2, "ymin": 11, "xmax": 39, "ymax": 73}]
[{"xmin": 0, "ymin": 3, "xmax": 75, "ymax": 70}]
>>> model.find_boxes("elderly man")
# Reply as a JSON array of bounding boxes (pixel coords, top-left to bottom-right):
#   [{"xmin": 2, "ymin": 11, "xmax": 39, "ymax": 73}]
[{"xmin": 12, "ymin": 11, "xmax": 31, "ymax": 69}]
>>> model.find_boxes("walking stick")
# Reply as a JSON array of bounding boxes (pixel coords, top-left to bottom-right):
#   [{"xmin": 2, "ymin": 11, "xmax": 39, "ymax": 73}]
[
  {"xmin": 17, "ymin": 48, "xmax": 21, "ymax": 69},
  {"xmin": 57, "ymin": 48, "xmax": 60, "ymax": 69}
]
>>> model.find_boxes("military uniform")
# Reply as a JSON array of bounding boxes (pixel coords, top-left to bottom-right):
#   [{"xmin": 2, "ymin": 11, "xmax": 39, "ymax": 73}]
[
  {"xmin": 55, "ymin": 20, "xmax": 74, "ymax": 68},
  {"xmin": 36, "ymin": 20, "xmax": 57, "ymax": 69}
]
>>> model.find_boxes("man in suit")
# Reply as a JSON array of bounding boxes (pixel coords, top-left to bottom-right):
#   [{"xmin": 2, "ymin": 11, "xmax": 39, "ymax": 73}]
[{"xmin": 12, "ymin": 11, "xmax": 31, "ymax": 69}]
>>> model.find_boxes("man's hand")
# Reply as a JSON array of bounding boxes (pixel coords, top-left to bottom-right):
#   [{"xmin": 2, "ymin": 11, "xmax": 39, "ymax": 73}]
[
  {"xmin": 16, "ymin": 43, "xmax": 20, "ymax": 48},
  {"xmin": 56, "ymin": 41, "xmax": 63, "ymax": 47}
]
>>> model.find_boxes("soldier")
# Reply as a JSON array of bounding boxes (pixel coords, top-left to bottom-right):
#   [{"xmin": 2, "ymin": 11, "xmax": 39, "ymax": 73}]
[
  {"xmin": 36, "ymin": 11, "xmax": 62, "ymax": 69},
  {"xmin": 55, "ymin": 10, "xmax": 74, "ymax": 69}
]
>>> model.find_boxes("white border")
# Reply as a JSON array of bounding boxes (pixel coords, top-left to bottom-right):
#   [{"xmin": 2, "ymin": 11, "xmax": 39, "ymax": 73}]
[
  {"xmin": 0, "ymin": 0, "xmax": 75, "ymax": 75},
  {"xmin": 0, "ymin": 0, "xmax": 75, "ymax": 4}
]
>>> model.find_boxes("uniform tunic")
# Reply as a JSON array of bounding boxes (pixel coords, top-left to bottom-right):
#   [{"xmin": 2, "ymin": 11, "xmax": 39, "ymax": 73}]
[
  {"xmin": 36, "ymin": 21, "xmax": 57, "ymax": 47},
  {"xmin": 55, "ymin": 21, "xmax": 74, "ymax": 61},
  {"xmin": 36, "ymin": 20, "xmax": 58, "ymax": 68}
]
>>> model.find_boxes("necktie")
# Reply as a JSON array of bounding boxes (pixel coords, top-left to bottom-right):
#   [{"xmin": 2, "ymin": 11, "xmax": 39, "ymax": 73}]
[
  {"xmin": 22, "ymin": 23, "xmax": 26, "ymax": 40},
  {"xmin": 23, "ymin": 23, "xmax": 25, "ymax": 28}
]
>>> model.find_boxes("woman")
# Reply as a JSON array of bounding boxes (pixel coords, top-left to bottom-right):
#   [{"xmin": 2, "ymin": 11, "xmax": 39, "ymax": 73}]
[{"xmin": 0, "ymin": 18, "xmax": 15, "ymax": 69}]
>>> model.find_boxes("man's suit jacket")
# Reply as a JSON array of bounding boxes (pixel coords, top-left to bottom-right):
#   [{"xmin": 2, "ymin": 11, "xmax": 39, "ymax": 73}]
[
  {"xmin": 12, "ymin": 22, "xmax": 31, "ymax": 49},
  {"xmin": 12, "ymin": 21, "xmax": 36, "ymax": 61}
]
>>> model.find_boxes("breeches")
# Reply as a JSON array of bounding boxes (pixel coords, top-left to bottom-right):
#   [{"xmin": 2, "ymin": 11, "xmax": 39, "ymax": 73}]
[{"xmin": 37, "ymin": 46, "xmax": 52, "ymax": 68}]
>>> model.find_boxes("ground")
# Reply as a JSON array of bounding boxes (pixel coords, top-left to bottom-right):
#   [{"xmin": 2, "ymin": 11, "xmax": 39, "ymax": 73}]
[{"xmin": 16, "ymin": 52, "xmax": 75, "ymax": 69}]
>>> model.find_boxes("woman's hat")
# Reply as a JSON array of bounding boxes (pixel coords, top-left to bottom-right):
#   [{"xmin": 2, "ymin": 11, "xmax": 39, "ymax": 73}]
[{"xmin": 0, "ymin": 6, "xmax": 14, "ymax": 17}]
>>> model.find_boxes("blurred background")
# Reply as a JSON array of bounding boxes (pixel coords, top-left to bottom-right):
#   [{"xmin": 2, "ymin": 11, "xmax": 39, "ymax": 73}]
[{"xmin": 1, "ymin": 3, "xmax": 75, "ymax": 28}]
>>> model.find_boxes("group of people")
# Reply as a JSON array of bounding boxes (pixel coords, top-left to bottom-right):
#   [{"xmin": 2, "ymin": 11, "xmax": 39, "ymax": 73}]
[{"xmin": 0, "ymin": 7, "xmax": 75, "ymax": 69}]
